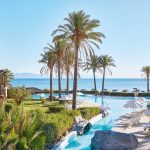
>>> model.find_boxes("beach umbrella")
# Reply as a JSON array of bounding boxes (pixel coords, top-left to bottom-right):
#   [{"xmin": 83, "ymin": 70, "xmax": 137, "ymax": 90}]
[{"xmin": 124, "ymin": 100, "xmax": 143, "ymax": 112}]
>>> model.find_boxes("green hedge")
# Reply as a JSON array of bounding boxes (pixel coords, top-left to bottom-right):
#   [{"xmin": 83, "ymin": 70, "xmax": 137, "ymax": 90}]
[
  {"xmin": 147, "ymin": 103, "xmax": 150, "ymax": 110},
  {"xmin": 4, "ymin": 103, "xmax": 13, "ymax": 113},
  {"xmin": 42, "ymin": 106, "xmax": 101, "ymax": 146},
  {"xmin": 78, "ymin": 107, "xmax": 100, "ymax": 120},
  {"xmin": 42, "ymin": 110, "xmax": 80, "ymax": 146},
  {"xmin": 48, "ymin": 106, "xmax": 66, "ymax": 113},
  {"xmin": 101, "ymin": 91, "xmax": 150, "ymax": 97}
]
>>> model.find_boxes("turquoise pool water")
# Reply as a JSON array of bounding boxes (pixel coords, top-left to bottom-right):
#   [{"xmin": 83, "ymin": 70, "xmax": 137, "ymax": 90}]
[
  {"xmin": 64, "ymin": 117, "xmax": 113, "ymax": 150},
  {"xmin": 32, "ymin": 94, "xmax": 147, "ymax": 150}
]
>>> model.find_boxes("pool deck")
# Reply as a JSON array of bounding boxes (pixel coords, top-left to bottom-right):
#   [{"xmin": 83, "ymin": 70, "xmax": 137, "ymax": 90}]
[{"xmin": 112, "ymin": 112, "xmax": 150, "ymax": 150}]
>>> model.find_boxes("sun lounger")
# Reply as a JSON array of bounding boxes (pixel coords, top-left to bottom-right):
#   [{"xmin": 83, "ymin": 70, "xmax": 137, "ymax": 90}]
[{"xmin": 124, "ymin": 115, "xmax": 142, "ymax": 129}]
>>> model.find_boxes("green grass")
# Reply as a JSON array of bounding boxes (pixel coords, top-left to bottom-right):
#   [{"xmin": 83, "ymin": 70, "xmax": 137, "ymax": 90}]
[{"xmin": 7, "ymin": 99, "xmax": 61, "ymax": 112}]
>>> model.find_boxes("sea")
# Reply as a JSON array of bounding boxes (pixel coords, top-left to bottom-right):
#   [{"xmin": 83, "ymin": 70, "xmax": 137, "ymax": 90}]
[{"xmin": 11, "ymin": 78, "xmax": 147, "ymax": 92}]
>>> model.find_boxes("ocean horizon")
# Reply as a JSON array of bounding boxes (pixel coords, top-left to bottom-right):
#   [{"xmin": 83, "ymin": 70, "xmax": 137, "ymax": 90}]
[{"xmin": 11, "ymin": 78, "xmax": 147, "ymax": 91}]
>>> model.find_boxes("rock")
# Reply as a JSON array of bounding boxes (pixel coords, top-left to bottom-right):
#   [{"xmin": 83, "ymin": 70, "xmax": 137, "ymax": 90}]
[{"xmin": 91, "ymin": 130, "xmax": 138, "ymax": 150}]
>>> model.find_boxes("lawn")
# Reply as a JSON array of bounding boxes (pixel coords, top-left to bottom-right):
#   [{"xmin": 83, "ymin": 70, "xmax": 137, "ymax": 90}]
[{"xmin": 7, "ymin": 98, "xmax": 61, "ymax": 112}]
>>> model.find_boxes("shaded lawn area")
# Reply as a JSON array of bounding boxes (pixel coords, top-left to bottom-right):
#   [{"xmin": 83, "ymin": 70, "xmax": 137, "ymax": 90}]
[{"xmin": 7, "ymin": 99, "xmax": 61, "ymax": 112}]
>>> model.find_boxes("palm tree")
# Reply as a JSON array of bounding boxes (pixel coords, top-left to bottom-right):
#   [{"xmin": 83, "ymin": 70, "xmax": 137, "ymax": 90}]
[
  {"xmin": 82, "ymin": 54, "xmax": 101, "ymax": 95},
  {"xmin": 0, "ymin": 69, "xmax": 14, "ymax": 98},
  {"xmin": 0, "ymin": 69, "xmax": 14, "ymax": 88},
  {"xmin": 141, "ymin": 66, "xmax": 150, "ymax": 93},
  {"xmin": 99, "ymin": 55, "xmax": 116, "ymax": 95},
  {"xmin": 39, "ymin": 44, "xmax": 56, "ymax": 101},
  {"xmin": 53, "ymin": 39, "xmax": 69, "ymax": 98},
  {"xmin": 63, "ymin": 49, "xmax": 74, "ymax": 95},
  {"xmin": 52, "ymin": 10, "xmax": 105, "ymax": 109}
]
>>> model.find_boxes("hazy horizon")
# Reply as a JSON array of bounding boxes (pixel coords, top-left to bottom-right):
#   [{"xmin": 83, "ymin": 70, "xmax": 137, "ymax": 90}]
[{"xmin": 13, "ymin": 72, "xmax": 145, "ymax": 79}]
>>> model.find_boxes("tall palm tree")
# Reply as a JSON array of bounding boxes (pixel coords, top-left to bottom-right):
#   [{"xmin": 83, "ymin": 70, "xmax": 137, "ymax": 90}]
[
  {"xmin": 53, "ymin": 39, "xmax": 69, "ymax": 98},
  {"xmin": 0, "ymin": 69, "xmax": 14, "ymax": 88},
  {"xmin": 82, "ymin": 54, "xmax": 101, "ymax": 95},
  {"xmin": 63, "ymin": 49, "xmax": 74, "ymax": 95},
  {"xmin": 99, "ymin": 55, "xmax": 116, "ymax": 95},
  {"xmin": 39, "ymin": 44, "xmax": 56, "ymax": 101},
  {"xmin": 141, "ymin": 66, "xmax": 150, "ymax": 93},
  {"xmin": 52, "ymin": 10, "xmax": 105, "ymax": 109}
]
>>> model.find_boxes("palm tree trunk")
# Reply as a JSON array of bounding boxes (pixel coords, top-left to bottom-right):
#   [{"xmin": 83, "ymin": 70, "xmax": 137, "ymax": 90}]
[
  {"xmin": 72, "ymin": 44, "xmax": 79, "ymax": 110},
  {"xmin": 66, "ymin": 70, "xmax": 69, "ymax": 95},
  {"xmin": 101, "ymin": 68, "xmax": 106, "ymax": 95},
  {"xmin": 147, "ymin": 75, "xmax": 149, "ymax": 93},
  {"xmin": 58, "ymin": 59, "xmax": 61, "ymax": 98},
  {"xmin": 49, "ymin": 68, "xmax": 53, "ymax": 101},
  {"xmin": 93, "ymin": 70, "xmax": 97, "ymax": 96}
]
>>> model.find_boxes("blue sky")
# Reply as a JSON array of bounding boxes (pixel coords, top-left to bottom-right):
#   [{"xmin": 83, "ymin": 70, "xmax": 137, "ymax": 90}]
[{"xmin": 0, "ymin": 0, "xmax": 150, "ymax": 78}]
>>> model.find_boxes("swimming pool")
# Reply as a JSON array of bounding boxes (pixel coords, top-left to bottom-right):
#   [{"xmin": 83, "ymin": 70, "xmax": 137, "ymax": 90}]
[{"xmin": 32, "ymin": 94, "xmax": 147, "ymax": 150}]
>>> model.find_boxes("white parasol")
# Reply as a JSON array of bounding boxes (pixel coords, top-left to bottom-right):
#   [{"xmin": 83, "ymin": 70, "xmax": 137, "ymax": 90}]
[{"xmin": 124, "ymin": 100, "xmax": 143, "ymax": 112}]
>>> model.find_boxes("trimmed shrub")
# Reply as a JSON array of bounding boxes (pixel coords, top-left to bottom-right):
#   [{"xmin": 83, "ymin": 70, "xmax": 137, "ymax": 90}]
[
  {"xmin": 5, "ymin": 103, "xmax": 13, "ymax": 113},
  {"xmin": 42, "ymin": 113, "xmax": 74, "ymax": 146},
  {"xmin": 48, "ymin": 106, "xmax": 66, "ymax": 113},
  {"xmin": 147, "ymin": 103, "xmax": 150, "ymax": 110},
  {"xmin": 101, "ymin": 91, "xmax": 150, "ymax": 97},
  {"xmin": 8, "ymin": 86, "xmax": 31, "ymax": 105},
  {"xmin": 43, "ymin": 89, "xmax": 50, "ymax": 93},
  {"xmin": 78, "ymin": 107, "xmax": 100, "ymax": 120}
]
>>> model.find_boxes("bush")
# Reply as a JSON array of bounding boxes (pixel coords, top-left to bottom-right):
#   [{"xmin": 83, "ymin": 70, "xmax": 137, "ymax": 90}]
[
  {"xmin": 102, "ymin": 91, "xmax": 150, "ymax": 97},
  {"xmin": 41, "ymin": 99, "xmax": 46, "ymax": 104},
  {"xmin": 0, "ymin": 104, "xmax": 46, "ymax": 150},
  {"xmin": 42, "ymin": 113, "xmax": 74, "ymax": 146},
  {"xmin": 147, "ymin": 103, "xmax": 150, "ymax": 110},
  {"xmin": 41, "ymin": 107, "xmax": 81, "ymax": 146},
  {"xmin": 43, "ymin": 89, "xmax": 50, "ymax": 93},
  {"xmin": 78, "ymin": 107, "xmax": 100, "ymax": 120},
  {"xmin": 5, "ymin": 103, "xmax": 13, "ymax": 113},
  {"xmin": 8, "ymin": 86, "xmax": 31, "ymax": 105},
  {"xmin": 48, "ymin": 106, "xmax": 66, "ymax": 113}
]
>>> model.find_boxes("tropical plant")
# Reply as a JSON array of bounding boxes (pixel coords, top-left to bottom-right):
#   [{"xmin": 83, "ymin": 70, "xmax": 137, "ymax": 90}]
[
  {"xmin": 0, "ymin": 69, "xmax": 14, "ymax": 98},
  {"xmin": 52, "ymin": 10, "xmax": 105, "ymax": 109},
  {"xmin": 141, "ymin": 66, "xmax": 150, "ymax": 93},
  {"xmin": 0, "ymin": 103, "xmax": 45, "ymax": 149},
  {"xmin": 82, "ymin": 54, "xmax": 101, "ymax": 95},
  {"xmin": 0, "ymin": 69, "xmax": 14, "ymax": 87},
  {"xmin": 8, "ymin": 86, "xmax": 31, "ymax": 105},
  {"xmin": 39, "ymin": 45, "xmax": 56, "ymax": 101},
  {"xmin": 99, "ymin": 55, "xmax": 116, "ymax": 95}
]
